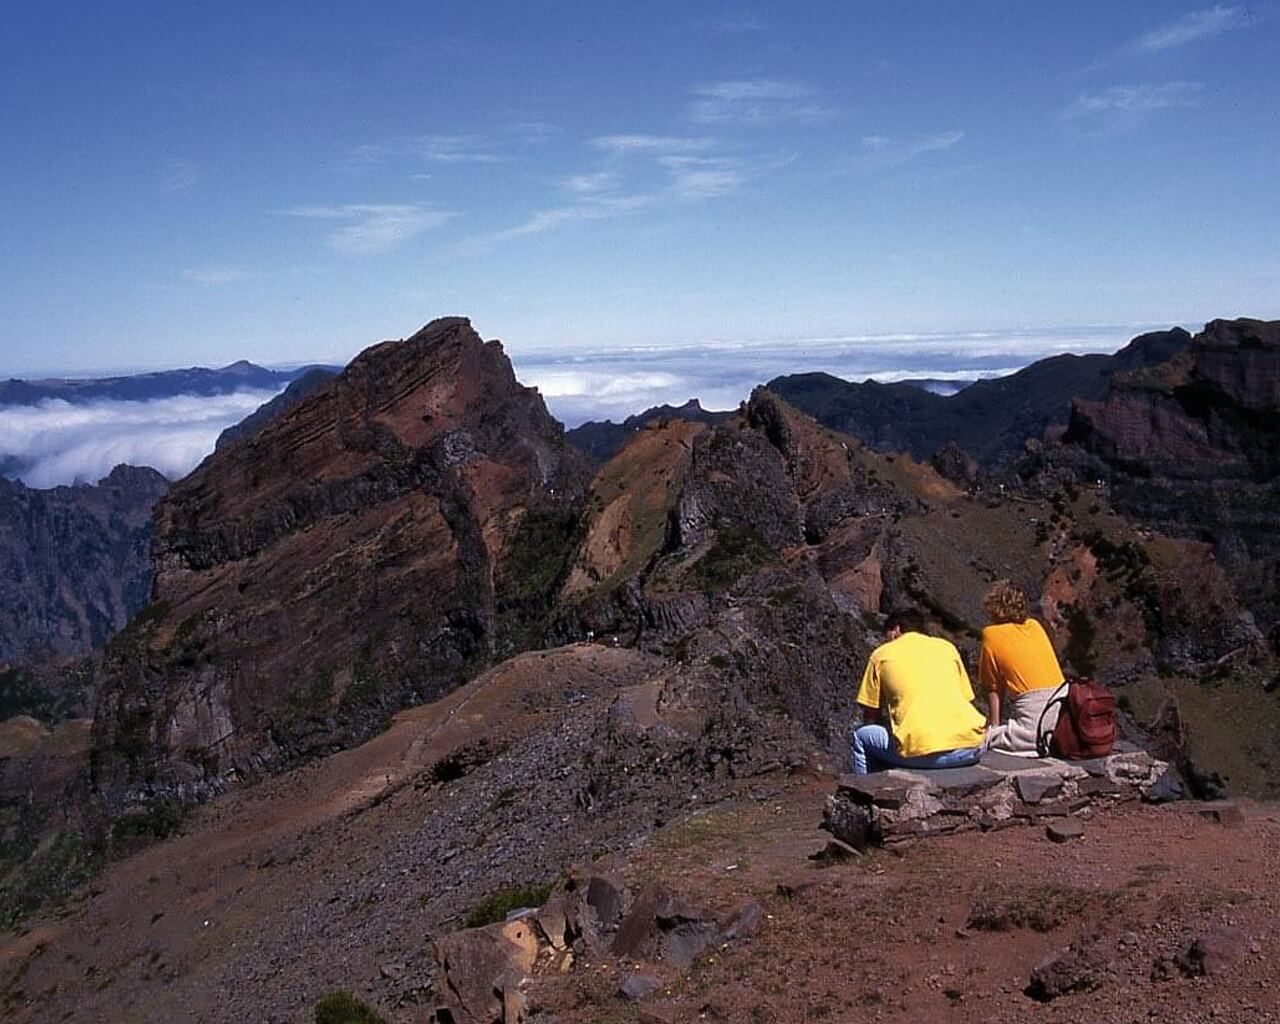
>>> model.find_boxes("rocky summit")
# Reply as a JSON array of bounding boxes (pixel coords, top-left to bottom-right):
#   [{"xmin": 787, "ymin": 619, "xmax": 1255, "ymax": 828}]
[{"xmin": 92, "ymin": 317, "xmax": 591, "ymax": 810}]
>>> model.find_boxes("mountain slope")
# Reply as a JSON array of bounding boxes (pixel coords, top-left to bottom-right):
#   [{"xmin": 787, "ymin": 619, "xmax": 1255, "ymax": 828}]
[{"xmin": 1058, "ymin": 317, "xmax": 1280, "ymax": 629}]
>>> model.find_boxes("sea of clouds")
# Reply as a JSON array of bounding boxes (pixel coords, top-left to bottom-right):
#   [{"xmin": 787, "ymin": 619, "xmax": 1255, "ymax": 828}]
[
  {"xmin": 0, "ymin": 390, "xmax": 282, "ymax": 488},
  {"xmin": 0, "ymin": 325, "xmax": 1145, "ymax": 490},
  {"xmin": 511, "ymin": 325, "xmax": 1136, "ymax": 425}
]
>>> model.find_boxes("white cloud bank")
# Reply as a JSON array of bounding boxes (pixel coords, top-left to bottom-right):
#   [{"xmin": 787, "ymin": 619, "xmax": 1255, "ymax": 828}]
[{"xmin": 0, "ymin": 390, "xmax": 282, "ymax": 488}]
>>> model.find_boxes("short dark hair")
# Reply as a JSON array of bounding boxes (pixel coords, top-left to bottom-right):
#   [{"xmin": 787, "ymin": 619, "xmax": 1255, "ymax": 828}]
[{"xmin": 884, "ymin": 608, "xmax": 926, "ymax": 634}]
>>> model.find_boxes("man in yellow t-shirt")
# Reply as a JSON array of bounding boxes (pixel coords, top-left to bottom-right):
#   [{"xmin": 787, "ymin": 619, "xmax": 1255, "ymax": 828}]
[{"xmin": 851, "ymin": 608, "xmax": 986, "ymax": 774}]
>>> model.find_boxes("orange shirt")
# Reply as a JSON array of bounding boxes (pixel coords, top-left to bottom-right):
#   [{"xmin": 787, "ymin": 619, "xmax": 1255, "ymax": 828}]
[{"xmin": 978, "ymin": 618, "xmax": 1064, "ymax": 695}]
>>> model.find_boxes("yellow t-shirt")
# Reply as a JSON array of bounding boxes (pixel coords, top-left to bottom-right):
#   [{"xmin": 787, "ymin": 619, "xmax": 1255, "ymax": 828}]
[
  {"xmin": 978, "ymin": 619, "xmax": 1065, "ymax": 696},
  {"xmin": 856, "ymin": 632, "xmax": 986, "ymax": 757}
]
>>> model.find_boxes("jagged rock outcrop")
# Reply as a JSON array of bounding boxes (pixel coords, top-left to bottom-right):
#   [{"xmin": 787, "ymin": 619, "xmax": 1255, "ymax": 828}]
[
  {"xmin": 91, "ymin": 318, "xmax": 591, "ymax": 810},
  {"xmin": 768, "ymin": 328, "xmax": 1190, "ymax": 466},
  {"xmin": 1061, "ymin": 318, "xmax": 1280, "ymax": 627},
  {"xmin": 0, "ymin": 465, "xmax": 168, "ymax": 666}
]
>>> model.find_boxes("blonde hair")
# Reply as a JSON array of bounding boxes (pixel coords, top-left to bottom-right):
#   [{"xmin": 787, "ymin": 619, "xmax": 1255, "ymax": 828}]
[{"xmin": 983, "ymin": 579, "xmax": 1029, "ymax": 624}]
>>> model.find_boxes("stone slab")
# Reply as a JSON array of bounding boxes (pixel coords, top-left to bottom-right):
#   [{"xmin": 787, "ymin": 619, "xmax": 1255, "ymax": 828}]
[
  {"xmin": 1015, "ymin": 773, "xmax": 1064, "ymax": 804},
  {"xmin": 979, "ymin": 750, "xmax": 1055, "ymax": 772},
  {"xmin": 922, "ymin": 764, "xmax": 1004, "ymax": 795},
  {"xmin": 836, "ymin": 773, "xmax": 915, "ymax": 808}
]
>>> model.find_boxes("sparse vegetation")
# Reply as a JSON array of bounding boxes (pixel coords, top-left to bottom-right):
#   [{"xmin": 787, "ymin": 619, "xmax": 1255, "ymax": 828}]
[
  {"xmin": 692, "ymin": 522, "xmax": 774, "ymax": 589},
  {"xmin": 314, "ymin": 990, "xmax": 386, "ymax": 1024},
  {"xmin": 464, "ymin": 881, "xmax": 554, "ymax": 928},
  {"xmin": 966, "ymin": 884, "xmax": 1123, "ymax": 933}
]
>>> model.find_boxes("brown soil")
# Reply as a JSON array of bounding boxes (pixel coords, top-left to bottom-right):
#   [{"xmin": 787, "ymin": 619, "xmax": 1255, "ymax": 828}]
[
  {"xmin": 536, "ymin": 784, "xmax": 1280, "ymax": 1024},
  {"xmin": 5, "ymin": 730, "xmax": 1278, "ymax": 1024}
]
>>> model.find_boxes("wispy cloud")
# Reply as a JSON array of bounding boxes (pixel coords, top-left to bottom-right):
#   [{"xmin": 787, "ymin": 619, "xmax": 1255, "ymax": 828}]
[
  {"xmin": 852, "ymin": 130, "xmax": 965, "ymax": 168},
  {"xmin": 160, "ymin": 158, "xmax": 200, "ymax": 193},
  {"xmin": 1061, "ymin": 82, "xmax": 1203, "ymax": 133},
  {"xmin": 348, "ymin": 134, "xmax": 504, "ymax": 168},
  {"xmin": 688, "ymin": 79, "xmax": 835, "ymax": 124},
  {"xmin": 1135, "ymin": 5, "xmax": 1251, "ymax": 51},
  {"xmin": 590, "ymin": 134, "xmax": 717, "ymax": 155},
  {"xmin": 710, "ymin": 12, "xmax": 765, "ymax": 33},
  {"xmin": 489, "ymin": 195, "xmax": 655, "ymax": 242},
  {"xmin": 282, "ymin": 204, "xmax": 457, "ymax": 254},
  {"xmin": 506, "ymin": 121, "xmax": 562, "ymax": 142},
  {"xmin": 182, "ymin": 266, "xmax": 250, "ymax": 286},
  {"xmin": 559, "ymin": 171, "xmax": 621, "ymax": 195},
  {"xmin": 658, "ymin": 156, "xmax": 745, "ymax": 198}
]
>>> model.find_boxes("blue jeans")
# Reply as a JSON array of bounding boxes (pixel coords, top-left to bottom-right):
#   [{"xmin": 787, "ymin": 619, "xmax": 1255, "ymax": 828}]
[{"xmin": 851, "ymin": 724, "xmax": 981, "ymax": 775}]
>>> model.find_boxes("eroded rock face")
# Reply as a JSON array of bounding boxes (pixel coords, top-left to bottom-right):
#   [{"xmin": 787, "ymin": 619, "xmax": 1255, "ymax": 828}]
[
  {"xmin": 1063, "ymin": 318, "xmax": 1280, "ymax": 625},
  {"xmin": 91, "ymin": 318, "xmax": 590, "ymax": 810}
]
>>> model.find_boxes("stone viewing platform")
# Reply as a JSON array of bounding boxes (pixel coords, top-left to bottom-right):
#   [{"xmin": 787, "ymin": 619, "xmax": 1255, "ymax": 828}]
[{"xmin": 824, "ymin": 745, "xmax": 1175, "ymax": 849}]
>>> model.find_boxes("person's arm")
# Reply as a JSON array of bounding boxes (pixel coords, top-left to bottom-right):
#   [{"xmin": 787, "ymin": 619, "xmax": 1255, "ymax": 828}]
[
  {"xmin": 855, "ymin": 654, "xmax": 881, "ymax": 726},
  {"xmin": 987, "ymin": 688, "xmax": 1001, "ymax": 725}
]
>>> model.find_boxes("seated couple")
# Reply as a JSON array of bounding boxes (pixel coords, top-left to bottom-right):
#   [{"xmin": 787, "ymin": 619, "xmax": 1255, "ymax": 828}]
[{"xmin": 851, "ymin": 581, "xmax": 1064, "ymax": 774}]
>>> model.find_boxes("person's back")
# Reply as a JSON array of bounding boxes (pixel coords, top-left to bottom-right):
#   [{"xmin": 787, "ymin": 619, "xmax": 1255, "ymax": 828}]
[
  {"xmin": 979, "ymin": 618, "xmax": 1063, "ymax": 696},
  {"xmin": 864, "ymin": 631, "xmax": 986, "ymax": 758},
  {"xmin": 851, "ymin": 609, "xmax": 985, "ymax": 774},
  {"xmin": 979, "ymin": 581, "xmax": 1066, "ymax": 755}
]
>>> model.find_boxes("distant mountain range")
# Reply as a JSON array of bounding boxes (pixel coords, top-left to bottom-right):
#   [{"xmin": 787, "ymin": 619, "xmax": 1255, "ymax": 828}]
[
  {"xmin": 0, "ymin": 360, "xmax": 336, "ymax": 407},
  {"xmin": 767, "ymin": 328, "xmax": 1191, "ymax": 467}
]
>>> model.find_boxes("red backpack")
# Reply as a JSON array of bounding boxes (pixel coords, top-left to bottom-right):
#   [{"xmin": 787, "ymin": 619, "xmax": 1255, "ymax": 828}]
[{"xmin": 1036, "ymin": 678, "xmax": 1116, "ymax": 759}]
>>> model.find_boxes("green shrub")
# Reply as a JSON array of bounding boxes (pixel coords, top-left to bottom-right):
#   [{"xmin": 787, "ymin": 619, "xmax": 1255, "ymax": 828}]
[
  {"xmin": 465, "ymin": 882, "xmax": 554, "ymax": 928},
  {"xmin": 314, "ymin": 990, "xmax": 386, "ymax": 1024}
]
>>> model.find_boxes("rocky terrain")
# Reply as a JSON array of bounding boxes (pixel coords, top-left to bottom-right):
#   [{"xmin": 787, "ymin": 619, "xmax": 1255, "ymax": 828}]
[
  {"xmin": 0, "ymin": 465, "xmax": 168, "ymax": 669},
  {"xmin": 1057, "ymin": 318, "xmax": 1280, "ymax": 630},
  {"xmin": 0, "ymin": 315, "xmax": 1276, "ymax": 1022}
]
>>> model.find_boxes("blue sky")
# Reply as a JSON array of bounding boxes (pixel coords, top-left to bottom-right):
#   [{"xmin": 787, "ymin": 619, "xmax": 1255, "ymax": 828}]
[{"xmin": 1, "ymin": 1, "xmax": 1277, "ymax": 376}]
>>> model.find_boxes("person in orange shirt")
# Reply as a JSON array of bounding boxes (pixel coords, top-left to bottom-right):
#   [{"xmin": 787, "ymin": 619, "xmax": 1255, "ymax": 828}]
[{"xmin": 979, "ymin": 580, "xmax": 1065, "ymax": 756}]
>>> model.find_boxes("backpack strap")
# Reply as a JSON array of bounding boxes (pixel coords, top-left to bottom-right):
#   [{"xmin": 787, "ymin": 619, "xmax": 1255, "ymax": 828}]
[{"xmin": 1035, "ymin": 681, "xmax": 1070, "ymax": 758}]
